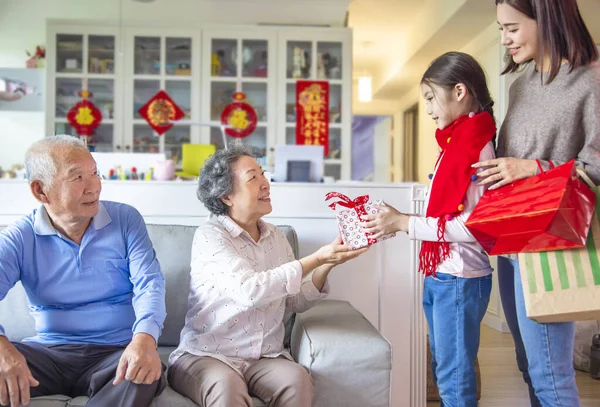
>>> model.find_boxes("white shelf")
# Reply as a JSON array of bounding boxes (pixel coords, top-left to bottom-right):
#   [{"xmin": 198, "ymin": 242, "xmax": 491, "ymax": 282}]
[
  {"xmin": 324, "ymin": 159, "xmax": 342, "ymax": 165},
  {"xmin": 285, "ymin": 78, "xmax": 343, "ymax": 85}
]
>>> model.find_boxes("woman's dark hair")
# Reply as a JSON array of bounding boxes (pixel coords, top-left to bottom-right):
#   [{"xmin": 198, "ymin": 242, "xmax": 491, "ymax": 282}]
[
  {"xmin": 496, "ymin": 0, "xmax": 598, "ymax": 84},
  {"xmin": 421, "ymin": 51, "xmax": 495, "ymax": 120},
  {"xmin": 196, "ymin": 143, "xmax": 254, "ymax": 215}
]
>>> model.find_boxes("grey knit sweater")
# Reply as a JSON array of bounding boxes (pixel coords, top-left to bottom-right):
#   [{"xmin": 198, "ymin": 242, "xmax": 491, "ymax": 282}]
[{"xmin": 497, "ymin": 61, "xmax": 600, "ymax": 185}]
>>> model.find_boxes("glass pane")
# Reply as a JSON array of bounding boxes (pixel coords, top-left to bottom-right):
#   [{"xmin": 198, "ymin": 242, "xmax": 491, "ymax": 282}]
[
  {"xmin": 134, "ymin": 37, "xmax": 160, "ymax": 75},
  {"xmin": 286, "ymin": 41, "xmax": 311, "ymax": 79},
  {"xmin": 317, "ymin": 42, "xmax": 342, "ymax": 80},
  {"xmin": 133, "ymin": 124, "xmax": 159, "ymax": 153},
  {"xmin": 55, "ymin": 78, "xmax": 81, "ymax": 118},
  {"xmin": 133, "ymin": 80, "xmax": 160, "ymax": 119},
  {"xmin": 88, "ymin": 35, "xmax": 115, "ymax": 74},
  {"xmin": 330, "ymin": 84, "xmax": 342, "ymax": 123},
  {"xmin": 55, "ymin": 123, "xmax": 113, "ymax": 152},
  {"xmin": 286, "ymin": 127, "xmax": 296, "ymax": 145},
  {"xmin": 166, "ymin": 37, "xmax": 192, "ymax": 76},
  {"xmin": 243, "ymin": 82, "xmax": 267, "ymax": 122},
  {"xmin": 210, "ymin": 126, "xmax": 267, "ymax": 157},
  {"xmin": 242, "ymin": 40, "xmax": 268, "ymax": 78},
  {"xmin": 211, "ymin": 82, "xmax": 236, "ymax": 121},
  {"xmin": 328, "ymin": 127, "xmax": 341, "ymax": 159},
  {"xmin": 324, "ymin": 163, "xmax": 341, "ymax": 180},
  {"xmin": 164, "ymin": 126, "xmax": 191, "ymax": 162},
  {"xmin": 286, "ymin": 83, "xmax": 297, "ymax": 123},
  {"xmin": 88, "ymin": 79, "xmax": 114, "ymax": 120},
  {"xmin": 211, "ymin": 39, "xmax": 237, "ymax": 77},
  {"xmin": 166, "ymin": 80, "xmax": 191, "ymax": 118},
  {"xmin": 56, "ymin": 34, "xmax": 83, "ymax": 73}
]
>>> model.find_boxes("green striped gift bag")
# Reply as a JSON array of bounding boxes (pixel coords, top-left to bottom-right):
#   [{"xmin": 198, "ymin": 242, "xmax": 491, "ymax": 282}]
[{"xmin": 518, "ymin": 180, "xmax": 600, "ymax": 323}]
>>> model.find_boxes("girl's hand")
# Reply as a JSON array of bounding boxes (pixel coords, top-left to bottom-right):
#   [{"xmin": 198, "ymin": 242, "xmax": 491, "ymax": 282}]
[
  {"xmin": 472, "ymin": 158, "xmax": 538, "ymax": 190},
  {"xmin": 361, "ymin": 204, "xmax": 410, "ymax": 238}
]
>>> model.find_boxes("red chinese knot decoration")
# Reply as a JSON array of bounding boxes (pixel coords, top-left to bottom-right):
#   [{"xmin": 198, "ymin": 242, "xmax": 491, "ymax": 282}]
[
  {"xmin": 138, "ymin": 90, "xmax": 185, "ymax": 135},
  {"xmin": 296, "ymin": 80, "xmax": 329, "ymax": 156},
  {"xmin": 220, "ymin": 92, "xmax": 258, "ymax": 138},
  {"xmin": 66, "ymin": 90, "xmax": 102, "ymax": 136}
]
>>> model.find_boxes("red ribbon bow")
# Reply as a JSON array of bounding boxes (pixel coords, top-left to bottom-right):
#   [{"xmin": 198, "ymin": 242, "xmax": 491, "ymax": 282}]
[
  {"xmin": 325, "ymin": 192, "xmax": 376, "ymax": 245},
  {"xmin": 325, "ymin": 192, "xmax": 370, "ymax": 210}
]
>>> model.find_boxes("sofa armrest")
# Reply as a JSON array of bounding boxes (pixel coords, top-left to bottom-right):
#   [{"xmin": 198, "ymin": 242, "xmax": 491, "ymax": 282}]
[{"xmin": 290, "ymin": 300, "xmax": 391, "ymax": 407}]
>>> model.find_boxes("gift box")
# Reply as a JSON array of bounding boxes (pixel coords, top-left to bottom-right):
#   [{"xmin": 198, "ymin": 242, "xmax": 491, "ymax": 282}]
[
  {"xmin": 326, "ymin": 192, "xmax": 396, "ymax": 249},
  {"xmin": 465, "ymin": 159, "xmax": 596, "ymax": 255}
]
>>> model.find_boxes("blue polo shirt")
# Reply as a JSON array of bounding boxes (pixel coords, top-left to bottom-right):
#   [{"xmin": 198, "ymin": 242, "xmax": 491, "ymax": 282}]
[{"xmin": 0, "ymin": 201, "xmax": 166, "ymax": 345}]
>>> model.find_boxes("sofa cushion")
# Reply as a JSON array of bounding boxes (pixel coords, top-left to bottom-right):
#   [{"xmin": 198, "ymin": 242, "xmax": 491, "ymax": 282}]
[{"xmin": 145, "ymin": 224, "xmax": 197, "ymax": 347}]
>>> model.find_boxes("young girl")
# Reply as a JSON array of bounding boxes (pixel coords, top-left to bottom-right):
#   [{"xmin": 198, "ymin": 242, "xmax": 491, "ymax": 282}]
[
  {"xmin": 363, "ymin": 51, "xmax": 497, "ymax": 407},
  {"xmin": 474, "ymin": 1, "xmax": 599, "ymax": 405}
]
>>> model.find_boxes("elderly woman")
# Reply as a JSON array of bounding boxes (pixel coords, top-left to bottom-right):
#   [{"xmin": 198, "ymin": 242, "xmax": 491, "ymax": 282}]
[{"xmin": 168, "ymin": 144, "xmax": 366, "ymax": 407}]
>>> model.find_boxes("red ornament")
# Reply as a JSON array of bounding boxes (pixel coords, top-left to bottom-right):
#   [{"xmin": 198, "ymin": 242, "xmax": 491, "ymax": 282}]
[
  {"xmin": 66, "ymin": 90, "xmax": 102, "ymax": 136},
  {"xmin": 220, "ymin": 92, "xmax": 258, "ymax": 138},
  {"xmin": 138, "ymin": 90, "xmax": 185, "ymax": 135}
]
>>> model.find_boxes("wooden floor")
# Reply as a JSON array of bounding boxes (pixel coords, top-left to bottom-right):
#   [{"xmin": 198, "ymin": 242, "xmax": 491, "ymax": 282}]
[{"xmin": 427, "ymin": 325, "xmax": 600, "ymax": 407}]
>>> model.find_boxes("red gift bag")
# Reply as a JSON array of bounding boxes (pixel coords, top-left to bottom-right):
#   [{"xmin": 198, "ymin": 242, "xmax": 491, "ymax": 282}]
[{"xmin": 465, "ymin": 159, "xmax": 596, "ymax": 255}]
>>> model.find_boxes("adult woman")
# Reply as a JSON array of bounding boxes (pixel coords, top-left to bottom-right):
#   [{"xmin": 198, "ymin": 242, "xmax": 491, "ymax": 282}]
[
  {"xmin": 168, "ymin": 143, "xmax": 366, "ymax": 407},
  {"xmin": 474, "ymin": 1, "xmax": 600, "ymax": 405}
]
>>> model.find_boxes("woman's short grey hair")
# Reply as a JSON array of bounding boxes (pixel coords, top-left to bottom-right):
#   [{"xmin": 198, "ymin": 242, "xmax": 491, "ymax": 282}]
[
  {"xmin": 25, "ymin": 135, "xmax": 87, "ymax": 187},
  {"xmin": 197, "ymin": 143, "xmax": 254, "ymax": 215}
]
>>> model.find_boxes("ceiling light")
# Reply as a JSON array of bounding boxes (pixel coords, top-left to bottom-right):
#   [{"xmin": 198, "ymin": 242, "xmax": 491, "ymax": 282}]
[{"xmin": 358, "ymin": 76, "xmax": 372, "ymax": 102}]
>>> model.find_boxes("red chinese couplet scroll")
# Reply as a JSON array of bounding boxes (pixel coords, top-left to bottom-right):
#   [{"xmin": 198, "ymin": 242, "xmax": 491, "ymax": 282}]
[{"xmin": 296, "ymin": 80, "xmax": 329, "ymax": 156}]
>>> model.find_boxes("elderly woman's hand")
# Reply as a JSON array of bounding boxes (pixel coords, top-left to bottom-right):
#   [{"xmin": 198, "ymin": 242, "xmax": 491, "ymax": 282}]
[{"xmin": 316, "ymin": 235, "xmax": 368, "ymax": 267}]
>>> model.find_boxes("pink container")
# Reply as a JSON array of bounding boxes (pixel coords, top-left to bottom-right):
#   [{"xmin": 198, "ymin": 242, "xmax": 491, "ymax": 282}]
[{"xmin": 154, "ymin": 159, "xmax": 176, "ymax": 181}]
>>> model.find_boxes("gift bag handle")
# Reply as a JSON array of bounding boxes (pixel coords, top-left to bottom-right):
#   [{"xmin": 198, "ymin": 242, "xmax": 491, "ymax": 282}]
[
  {"xmin": 535, "ymin": 159, "xmax": 555, "ymax": 174},
  {"xmin": 576, "ymin": 167, "xmax": 597, "ymax": 188}
]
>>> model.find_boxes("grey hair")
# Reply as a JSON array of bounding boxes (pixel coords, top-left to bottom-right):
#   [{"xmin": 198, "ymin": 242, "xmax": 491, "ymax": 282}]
[
  {"xmin": 197, "ymin": 142, "xmax": 254, "ymax": 215},
  {"xmin": 25, "ymin": 135, "xmax": 87, "ymax": 187}
]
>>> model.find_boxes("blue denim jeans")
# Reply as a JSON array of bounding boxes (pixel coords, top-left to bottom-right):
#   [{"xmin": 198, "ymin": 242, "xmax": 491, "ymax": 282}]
[
  {"xmin": 498, "ymin": 256, "xmax": 580, "ymax": 407},
  {"xmin": 423, "ymin": 272, "xmax": 492, "ymax": 407}
]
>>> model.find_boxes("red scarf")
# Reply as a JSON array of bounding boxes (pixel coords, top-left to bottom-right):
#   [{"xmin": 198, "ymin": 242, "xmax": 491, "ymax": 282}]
[{"xmin": 419, "ymin": 112, "xmax": 496, "ymax": 276}]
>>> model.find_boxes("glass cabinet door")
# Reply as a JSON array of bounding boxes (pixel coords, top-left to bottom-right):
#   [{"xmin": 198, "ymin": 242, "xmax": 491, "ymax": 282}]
[
  {"xmin": 165, "ymin": 37, "xmax": 192, "ymax": 76},
  {"xmin": 88, "ymin": 35, "xmax": 115, "ymax": 74},
  {"xmin": 211, "ymin": 39, "xmax": 237, "ymax": 77},
  {"xmin": 286, "ymin": 41, "xmax": 312, "ymax": 79},
  {"xmin": 55, "ymin": 78, "xmax": 82, "ymax": 118},
  {"xmin": 88, "ymin": 79, "xmax": 115, "ymax": 120},
  {"xmin": 210, "ymin": 126, "xmax": 267, "ymax": 158},
  {"xmin": 56, "ymin": 34, "xmax": 83, "ymax": 73},
  {"xmin": 242, "ymin": 40, "xmax": 268, "ymax": 78},
  {"xmin": 205, "ymin": 33, "xmax": 273, "ymax": 161},
  {"xmin": 316, "ymin": 42, "xmax": 343, "ymax": 80},
  {"xmin": 134, "ymin": 37, "xmax": 161, "ymax": 75},
  {"xmin": 164, "ymin": 126, "xmax": 191, "ymax": 161}
]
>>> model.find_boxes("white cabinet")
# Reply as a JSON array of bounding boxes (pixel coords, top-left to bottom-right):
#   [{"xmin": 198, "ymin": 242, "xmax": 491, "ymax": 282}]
[
  {"xmin": 47, "ymin": 22, "xmax": 352, "ymax": 179},
  {"xmin": 123, "ymin": 28, "xmax": 201, "ymax": 161},
  {"xmin": 277, "ymin": 29, "xmax": 352, "ymax": 180},
  {"xmin": 200, "ymin": 29, "xmax": 278, "ymax": 158},
  {"xmin": 46, "ymin": 24, "xmax": 122, "ymax": 153}
]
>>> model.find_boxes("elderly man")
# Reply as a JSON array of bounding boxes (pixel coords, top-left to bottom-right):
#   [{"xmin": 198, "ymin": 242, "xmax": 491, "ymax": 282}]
[{"xmin": 0, "ymin": 135, "xmax": 166, "ymax": 407}]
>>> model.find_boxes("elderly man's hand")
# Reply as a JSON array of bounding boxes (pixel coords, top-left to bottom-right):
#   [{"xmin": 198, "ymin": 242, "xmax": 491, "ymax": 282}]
[
  {"xmin": 0, "ymin": 336, "xmax": 38, "ymax": 407},
  {"xmin": 113, "ymin": 333, "xmax": 162, "ymax": 386}
]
